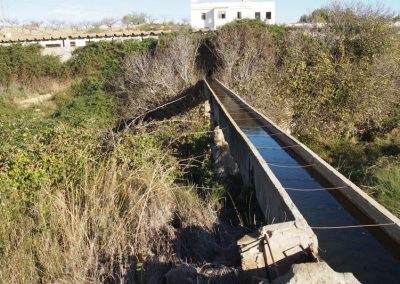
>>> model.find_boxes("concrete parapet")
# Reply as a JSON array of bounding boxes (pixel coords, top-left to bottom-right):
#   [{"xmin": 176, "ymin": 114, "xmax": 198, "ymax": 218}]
[
  {"xmin": 210, "ymin": 78, "xmax": 400, "ymax": 246},
  {"xmin": 205, "ymin": 78, "xmax": 399, "ymax": 282},
  {"xmin": 205, "ymin": 79, "xmax": 310, "ymax": 225}
]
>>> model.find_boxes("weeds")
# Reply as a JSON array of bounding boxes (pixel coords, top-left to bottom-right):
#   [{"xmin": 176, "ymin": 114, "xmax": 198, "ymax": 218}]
[
  {"xmin": 209, "ymin": 5, "xmax": 400, "ymax": 217},
  {"xmin": 370, "ymin": 163, "xmax": 400, "ymax": 216},
  {"xmin": 0, "ymin": 34, "xmax": 222, "ymax": 282},
  {"xmin": 0, "ymin": 44, "xmax": 66, "ymax": 88},
  {"xmin": 0, "ymin": 125, "xmax": 219, "ymax": 282}
]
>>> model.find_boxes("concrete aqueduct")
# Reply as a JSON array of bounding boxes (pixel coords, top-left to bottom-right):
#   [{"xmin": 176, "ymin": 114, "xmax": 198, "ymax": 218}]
[{"xmin": 205, "ymin": 78, "xmax": 400, "ymax": 283}]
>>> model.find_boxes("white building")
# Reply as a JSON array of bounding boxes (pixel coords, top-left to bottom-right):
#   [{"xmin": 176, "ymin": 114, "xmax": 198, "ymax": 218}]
[{"xmin": 191, "ymin": 0, "xmax": 276, "ymax": 30}]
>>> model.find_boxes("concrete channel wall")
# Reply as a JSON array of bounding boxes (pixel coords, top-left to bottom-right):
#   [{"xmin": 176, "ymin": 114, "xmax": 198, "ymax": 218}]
[
  {"xmin": 204, "ymin": 79, "xmax": 318, "ymax": 253},
  {"xmin": 209, "ymin": 79, "xmax": 400, "ymax": 246}
]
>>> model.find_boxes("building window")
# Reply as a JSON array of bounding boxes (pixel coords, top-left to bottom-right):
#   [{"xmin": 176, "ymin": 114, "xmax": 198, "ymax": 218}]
[
  {"xmin": 45, "ymin": 43, "xmax": 61, "ymax": 48},
  {"xmin": 237, "ymin": 12, "xmax": 242, "ymax": 19},
  {"xmin": 201, "ymin": 13, "xmax": 206, "ymax": 20},
  {"xmin": 218, "ymin": 11, "xmax": 226, "ymax": 19},
  {"xmin": 255, "ymin": 12, "xmax": 261, "ymax": 20},
  {"xmin": 266, "ymin": 12, "xmax": 272, "ymax": 20},
  {"xmin": 70, "ymin": 41, "xmax": 76, "ymax": 47}
]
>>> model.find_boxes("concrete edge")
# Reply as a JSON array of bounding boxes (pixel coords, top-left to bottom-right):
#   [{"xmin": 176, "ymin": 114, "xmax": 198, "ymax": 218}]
[
  {"xmin": 213, "ymin": 78, "xmax": 400, "ymax": 245},
  {"xmin": 204, "ymin": 79, "xmax": 318, "ymax": 251}
]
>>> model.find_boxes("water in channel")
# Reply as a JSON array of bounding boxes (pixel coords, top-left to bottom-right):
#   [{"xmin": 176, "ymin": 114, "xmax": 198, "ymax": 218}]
[{"xmin": 208, "ymin": 80, "xmax": 400, "ymax": 284}]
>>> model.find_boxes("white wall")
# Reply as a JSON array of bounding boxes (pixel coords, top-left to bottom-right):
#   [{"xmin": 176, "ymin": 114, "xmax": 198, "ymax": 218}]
[
  {"xmin": 191, "ymin": 0, "xmax": 276, "ymax": 29},
  {"xmin": 0, "ymin": 35, "xmax": 160, "ymax": 49}
]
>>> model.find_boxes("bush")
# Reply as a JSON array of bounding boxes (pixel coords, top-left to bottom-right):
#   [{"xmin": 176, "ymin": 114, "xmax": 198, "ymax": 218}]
[
  {"xmin": 0, "ymin": 125, "xmax": 218, "ymax": 282},
  {"xmin": 67, "ymin": 39, "xmax": 157, "ymax": 77},
  {"xmin": 0, "ymin": 92, "xmax": 219, "ymax": 281},
  {"xmin": 0, "ymin": 33, "xmax": 223, "ymax": 282},
  {"xmin": 326, "ymin": 3, "xmax": 395, "ymax": 61},
  {"xmin": 71, "ymin": 75, "xmax": 105, "ymax": 96},
  {"xmin": 210, "ymin": 20, "xmax": 290, "ymax": 127},
  {"xmin": 53, "ymin": 92, "xmax": 116, "ymax": 128},
  {"xmin": 0, "ymin": 44, "xmax": 65, "ymax": 88},
  {"xmin": 120, "ymin": 32, "xmax": 201, "ymax": 117},
  {"xmin": 281, "ymin": 4, "xmax": 398, "ymax": 138},
  {"xmin": 208, "ymin": 4, "xmax": 400, "ymax": 216},
  {"xmin": 299, "ymin": 8, "xmax": 329, "ymax": 23},
  {"xmin": 369, "ymin": 163, "xmax": 400, "ymax": 216}
]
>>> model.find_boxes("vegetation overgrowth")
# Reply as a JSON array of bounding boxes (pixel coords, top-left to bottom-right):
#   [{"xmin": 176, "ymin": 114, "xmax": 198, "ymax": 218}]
[
  {"xmin": 0, "ymin": 44, "xmax": 65, "ymax": 88},
  {"xmin": 209, "ymin": 4, "xmax": 400, "ymax": 216},
  {"xmin": 0, "ymin": 35, "xmax": 224, "ymax": 282},
  {"xmin": 1, "ymin": 2, "xmax": 400, "ymax": 282}
]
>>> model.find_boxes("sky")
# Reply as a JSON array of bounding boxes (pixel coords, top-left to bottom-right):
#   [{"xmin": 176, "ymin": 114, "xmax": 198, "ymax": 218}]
[{"xmin": 0, "ymin": 0, "xmax": 399, "ymax": 24}]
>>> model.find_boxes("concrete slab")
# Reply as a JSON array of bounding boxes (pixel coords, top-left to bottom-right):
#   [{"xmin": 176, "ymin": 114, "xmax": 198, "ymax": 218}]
[
  {"xmin": 238, "ymin": 222, "xmax": 317, "ymax": 281},
  {"xmin": 273, "ymin": 262, "xmax": 360, "ymax": 284}
]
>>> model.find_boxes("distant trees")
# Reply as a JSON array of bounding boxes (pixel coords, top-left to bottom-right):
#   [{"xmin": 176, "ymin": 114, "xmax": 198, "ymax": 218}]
[
  {"xmin": 0, "ymin": 18, "xmax": 19, "ymax": 27},
  {"xmin": 79, "ymin": 21, "xmax": 93, "ymax": 30},
  {"xmin": 122, "ymin": 12, "xmax": 147, "ymax": 29},
  {"xmin": 299, "ymin": 8, "xmax": 329, "ymax": 23},
  {"xmin": 29, "ymin": 21, "xmax": 43, "ymax": 29},
  {"xmin": 1, "ymin": 11, "xmax": 163, "ymax": 33},
  {"xmin": 24, "ymin": 21, "xmax": 43, "ymax": 33},
  {"xmin": 100, "ymin": 17, "xmax": 118, "ymax": 30},
  {"xmin": 48, "ymin": 20, "xmax": 66, "ymax": 30}
]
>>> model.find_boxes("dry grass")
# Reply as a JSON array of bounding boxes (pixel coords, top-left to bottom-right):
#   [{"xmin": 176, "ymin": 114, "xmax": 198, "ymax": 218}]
[
  {"xmin": 120, "ymin": 33, "xmax": 201, "ymax": 118},
  {"xmin": 0, "ymin": 125, "xmax": 219, "ymax": 283}
]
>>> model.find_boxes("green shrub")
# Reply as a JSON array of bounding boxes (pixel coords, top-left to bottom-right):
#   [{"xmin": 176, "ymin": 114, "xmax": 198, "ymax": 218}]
[
  {"xmin": 209, "ymin": 3, "xmax": 400, "ymax": 216},
  {"xmin": 67, "ymin": 39, "xmax": 157, "ymax": 77},
  {"xmin": 366, "ymin": 160, "xmax": 400, "ymax": 217},
  {"xmin": 52, "ymin": 92, "xmax": 116, "ymax": 128},
  {"xmin": 0, "ymin": 44, "xmax": 65, "ymax": 88},
  {"xmin": 327, "ymin": 3, "xmax": 394, "ymax": 61},
  {"xmin": 221, "ymin": 18, "xmax": 268, "ymax": 29},
  {"xmin": 71, "ymin": 75, "xmax": 105, "ymax": 96},
  {"xmin": 0, "ymin": 98, "xmax": 219, "ymax": 282},
  {"xmin": 299, "ymin": 8, "xmax": 329, "ymax": 23}
]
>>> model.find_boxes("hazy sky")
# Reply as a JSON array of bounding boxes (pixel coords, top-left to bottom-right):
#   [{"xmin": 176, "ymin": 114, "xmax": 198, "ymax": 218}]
[{"xmin": 1, "ymin": 0, "xmax": 399, "ymax": 24}]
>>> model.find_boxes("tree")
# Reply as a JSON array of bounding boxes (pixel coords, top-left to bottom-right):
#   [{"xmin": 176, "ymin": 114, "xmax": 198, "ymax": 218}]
[
  {"xmin": 145, "ymin": 14, "xmax": 157, "ymax": 24},
  {"xmin": 91, "ymin": 21, "xmax": 102, "ymax": 31},
  {"xmin": 70, "ymin": 23, "xmax": 82, "ymax": 31},
  {"xmin": 299, "ymin": 15, "xmax": 310, "ymax": 23},
  {"xmin": 131, "ymin": 13, "xmax": 147, "ymax": 25},
  {"xmin": 122, "ymin": 12, "xmax": 147, "ymax": 29},
  {"xmin": 2, "ymin": 18, "xmax": 19, "ymax": 27},
  {"xmin": 79, "ymin": 21, "xmax": 93, "ymax": 30},
  {"xmin": 122, "ymin": 15, "xmax": 134, "ymax": 29},
  {"xmin": 100, "ymin": 17, "xmax": 118, "ymax": 30},
  {"xmin": 311, "ymin": 8, "xmax": 329, "ymax": 23},
  {"xmin": 48, "ymin": 19, "xmax": 65, "ymax": 30},
  {"xmin": 24, "ymin": 21, "xmax": 43, "ymax": 34},
  {"xmin": 298, "ymin": 8, "xmax": 329, "ymax": 23}
]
